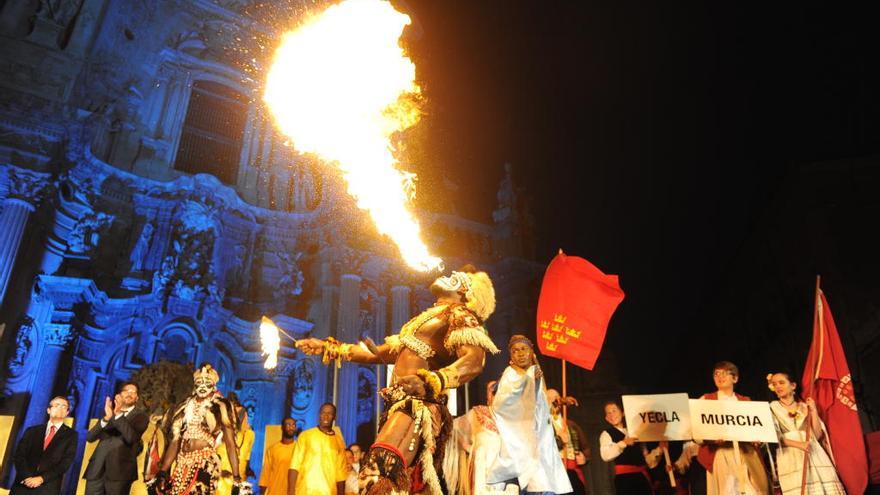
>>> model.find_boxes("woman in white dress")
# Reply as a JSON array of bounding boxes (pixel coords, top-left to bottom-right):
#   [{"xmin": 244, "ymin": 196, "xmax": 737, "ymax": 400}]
[{"xmin": 767, "ymin": 372, "xmax": 845, "ymax": 495}]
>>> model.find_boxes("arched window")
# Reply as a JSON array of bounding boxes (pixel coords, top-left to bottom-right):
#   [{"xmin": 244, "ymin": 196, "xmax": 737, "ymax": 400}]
[{"xmin": 174, "ymin": 80, "xmax": 247, "ymax": 185}]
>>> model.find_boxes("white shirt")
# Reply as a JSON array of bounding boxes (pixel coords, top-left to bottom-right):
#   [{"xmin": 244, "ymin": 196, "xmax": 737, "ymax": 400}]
[
  {"xmin": 45, "ymin": 420, "xmax": 64, "ymax": 437},
  {"xmin": 598, "ymin": 425, "xmax": 663, "ymax": 467},
  {"xmin": 101, "ymin": 406, "xmax": 135, "ymax": 427}
]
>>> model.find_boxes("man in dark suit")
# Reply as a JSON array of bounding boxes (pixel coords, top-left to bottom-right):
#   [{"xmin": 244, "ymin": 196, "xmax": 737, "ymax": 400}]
[
  {"xmin": 11, "ymin": 396, "xmax": 78, "ymax": 495},
  {"xmin": 83, "ymin": 381, "xmax": 150, "ymax": 495}
]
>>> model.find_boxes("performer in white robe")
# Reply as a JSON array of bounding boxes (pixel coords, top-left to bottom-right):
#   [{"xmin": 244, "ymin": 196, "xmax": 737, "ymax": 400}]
[{"xmin": 486, "ymin": 335, "xmax": 572, "ymax": 495}]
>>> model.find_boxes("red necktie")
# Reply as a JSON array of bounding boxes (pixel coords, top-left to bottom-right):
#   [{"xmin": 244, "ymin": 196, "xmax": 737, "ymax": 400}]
[{"xmin": 44, "ymin": 425, "xmax": 57, "ymax": 450}]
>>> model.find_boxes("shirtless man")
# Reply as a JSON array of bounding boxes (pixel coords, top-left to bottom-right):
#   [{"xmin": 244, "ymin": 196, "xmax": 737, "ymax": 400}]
[{"xmin": 296, "ymin": 266, "xmax": 499, "ymax": 495}]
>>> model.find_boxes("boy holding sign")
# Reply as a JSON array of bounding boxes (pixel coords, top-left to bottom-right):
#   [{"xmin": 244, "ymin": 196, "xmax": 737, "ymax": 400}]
[{"xmin": 696, "ymin": 361, "xmax": 770, "ymax": 495}]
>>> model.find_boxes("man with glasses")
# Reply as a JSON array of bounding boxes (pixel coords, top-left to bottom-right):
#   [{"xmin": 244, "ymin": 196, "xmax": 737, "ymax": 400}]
[
  {"xmin": 697, "ymin": 361, "xmax": 769, "ymax": 495},
  {"xmin": 10, "ymin": 396, "xmax": 78, "ymax": 495}
]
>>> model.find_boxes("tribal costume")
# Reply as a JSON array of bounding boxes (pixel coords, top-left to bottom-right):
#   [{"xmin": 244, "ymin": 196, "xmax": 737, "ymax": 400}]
[
  {"xmin": 487, "ymin": 337, "xmax": 571, "ymax": 495},
  {"xmin": 151, "ymin": 365, "xmax": 240, "ymax": 495},
  {"xmin": 298, "ymin": 268, "xmax": 499, "ymax": 495},
  {"xmin": 364, "ymin": 296, "xmax": 499, "ymax": 495}
]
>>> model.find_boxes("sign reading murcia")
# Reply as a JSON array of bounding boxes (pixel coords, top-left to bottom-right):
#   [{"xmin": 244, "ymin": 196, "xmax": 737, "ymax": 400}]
[
  {"xmin": 689, "ymin": 399, "xmax": 778, "ymax": 443},
  {"xmin": 622, "ymin": 393, "xmax": 692, "ymax": 442}
]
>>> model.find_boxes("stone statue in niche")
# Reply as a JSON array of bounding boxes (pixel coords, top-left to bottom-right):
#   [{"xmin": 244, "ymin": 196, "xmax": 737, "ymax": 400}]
[
  {"xmin": 129, "ymin": 222, "xmax": 154, "ymax": 272},
  {"xmin": 492, "ymin": 162, "xmax": 516, "ymax": 225},
  {"xmin": 153, "ymin": 203, "xmax": 217, "ymax": 304},
  {"xmin": 8, "ymin": 317, "xmax": 35, "ymax": 377},
  {"xmin": 291, "ymin": 163, "xmax": 319, "ymax": 211},
  {"xmin": 357, "ymin": 367, "xmax": 376, "ymax": 426},
  {"xmin": 290, "ymin": 360, "xmax": 314, "ymax": 413},
  {"xmin": 228, "ymin": 244, "xmax": 248, "ymax": 292},
  {"xmin": 273, "ymin": 252, "xmax": 304, "ymax": 305},
  {"xmin": 68, "ymin": 212, "xmax": 115, "ymax": 254},
  {"xmin": 37, "ymin": 0, "xmax": 84, "ymax": 31}
]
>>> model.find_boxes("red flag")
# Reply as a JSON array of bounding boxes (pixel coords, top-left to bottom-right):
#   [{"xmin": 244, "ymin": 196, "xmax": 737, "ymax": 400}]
[
  {"xmin": 535, "ymin": 251, "xmax": 624, "ymax": 370},
  {"xmin": 801, "ymin": 288, "xmax": 868, "ymax": 495}
]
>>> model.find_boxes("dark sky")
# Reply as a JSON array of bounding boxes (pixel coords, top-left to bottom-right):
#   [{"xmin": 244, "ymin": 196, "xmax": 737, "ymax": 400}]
[{"xmin": 387, "ymin": 1, "xmax": 880, "ymax": 390}]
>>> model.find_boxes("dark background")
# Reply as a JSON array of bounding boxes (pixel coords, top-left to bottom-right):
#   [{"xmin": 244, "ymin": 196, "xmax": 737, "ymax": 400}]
[{"xmin": 395, "ymin": 0, "xmax": 880, "ymax": 425}]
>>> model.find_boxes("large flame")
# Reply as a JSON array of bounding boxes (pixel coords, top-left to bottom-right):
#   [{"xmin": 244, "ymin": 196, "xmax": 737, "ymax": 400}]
[
  {"xmin": 264, "ymin": 0, "xmax": 442, "ymax": 272},
  {"xmin": 259, "ymin": 316, "xmax": 281, "ymax": 369}
]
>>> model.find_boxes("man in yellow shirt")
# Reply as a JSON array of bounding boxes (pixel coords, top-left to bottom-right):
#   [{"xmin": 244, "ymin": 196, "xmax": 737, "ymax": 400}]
[
  {"xmin": 287, "ymin": 403, "xmax": 347, "ymax": 495},
  {"xmin": 259, "ymin": 418, "xmax": 298, "ymax": 495}
]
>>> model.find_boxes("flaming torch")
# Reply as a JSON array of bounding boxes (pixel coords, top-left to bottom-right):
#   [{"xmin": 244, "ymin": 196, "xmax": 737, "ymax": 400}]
[
  {"xmin": 259, "ymin": 316, "xmax": 292, "ymax": 370},
  {"xmin": 264, "ymin": 0, "xmax": 442, "ymax": 272}
]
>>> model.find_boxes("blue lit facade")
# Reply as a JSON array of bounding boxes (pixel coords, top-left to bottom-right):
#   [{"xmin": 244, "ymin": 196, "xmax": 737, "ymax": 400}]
[{"xmin": 0, "ymin": 1, "xmax": 541, "ymax": 491}]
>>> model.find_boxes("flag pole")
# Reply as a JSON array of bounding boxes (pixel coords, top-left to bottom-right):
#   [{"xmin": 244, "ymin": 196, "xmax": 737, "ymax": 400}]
[
  {"xmin": 562, "ymin": 359, "xmax": 568, "ymax": 424},
  {"xmin": 800, "ymin": 275, "xmax": 821, "ymax": 495}
]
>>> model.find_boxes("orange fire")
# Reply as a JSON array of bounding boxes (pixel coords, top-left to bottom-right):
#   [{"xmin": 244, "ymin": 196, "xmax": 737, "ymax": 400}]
[
  {"xmin": 264, "ymin": 0, "xmax": 442, "ymax": 272},
  {"xmin": 259, "ymin": 316, "xmax": 281, "ymax": 369}
]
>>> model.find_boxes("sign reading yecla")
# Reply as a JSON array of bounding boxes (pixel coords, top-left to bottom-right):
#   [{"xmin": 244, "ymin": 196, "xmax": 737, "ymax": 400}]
[
  {"xmin": 689, "ymin": 399, "xmax": 778, "ymax": 443},
  {"xmin": 622, "ymin": 393, "xmax": 692, "ymax": 442}
]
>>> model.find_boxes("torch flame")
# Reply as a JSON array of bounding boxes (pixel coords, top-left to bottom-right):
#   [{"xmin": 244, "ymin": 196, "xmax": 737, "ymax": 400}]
[
  {"xmin": 264, "ymin": 0, "xmax": 442, "ymax": 272},
  {"xmin": 259, "ymin": 316, "xmax": 281, "ymax": 369}
]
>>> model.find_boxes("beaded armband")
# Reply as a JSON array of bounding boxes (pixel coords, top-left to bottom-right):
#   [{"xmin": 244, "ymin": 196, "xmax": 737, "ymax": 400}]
[
  {"xmin": 322, "ymin": 337, "xmax": 354, "ymax": 367},
  {"xmin": 416, "ymin": 369, "xmax": 443, "ymax": 398},
  {"xmin": 437, "ymin": 366, "xmax": 461, "ymax": 389}
]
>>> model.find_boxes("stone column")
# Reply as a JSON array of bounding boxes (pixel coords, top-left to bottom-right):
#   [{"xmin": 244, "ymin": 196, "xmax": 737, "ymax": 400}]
[
  {"xmin": 390, "ymin": 285, "xmax": 412, "ymax": 333},
  {"xmin": 0, "ymin": 168, "xmax": 49, "ymax": 306},
  {"xmin": 372, "ymin": 295, "xmax": 387, "ymax": 430},
  {"xmin": 23, "ymin": 324, "xmax": 74, "ymax": 428},
  {"xmin": 335, "ymin": 273, "xmax": 361, "ymax": 443}
]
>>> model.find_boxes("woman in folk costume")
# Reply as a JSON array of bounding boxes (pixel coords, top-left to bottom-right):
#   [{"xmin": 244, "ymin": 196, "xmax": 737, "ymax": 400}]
[
  {"xmin": 599, "ymin": 401, "xmax": 664, "ymax": 495},
  {"xmin": 767, "ymin": 372, "xmax": 845, "ymax": 494},
  {"xmin": 486, "ymin": 335, "xmax": 572, "ymax": 495},
  {"xmin": 296, "ymin": 266, "xmax": 500, "ymax": 495},
  {"xmin": 147, "ymin": 364, "xmax": 244, "ymax": 495},
  {"xmin": 444, "ymin": 381, "xmax": 518, "ymax": 495},
  {"xmin": 697, "ymin": 361, "xmax": 769, "ymax": 495}
]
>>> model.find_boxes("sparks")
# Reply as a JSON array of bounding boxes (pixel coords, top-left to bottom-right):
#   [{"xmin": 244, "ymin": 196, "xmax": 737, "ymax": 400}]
[
  {"xmin": 259, "ymin": 316, "xmax": 281, "ymax": 369},
  {"xmin": 264, "ymin": 0, "xmax": 443, "ymax": 272}
]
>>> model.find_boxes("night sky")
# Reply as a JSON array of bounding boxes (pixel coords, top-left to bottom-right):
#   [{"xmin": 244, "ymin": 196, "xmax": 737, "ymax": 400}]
[{"xmin": 390, "ymin": 1, "xmax": 880, "ymax": 394}]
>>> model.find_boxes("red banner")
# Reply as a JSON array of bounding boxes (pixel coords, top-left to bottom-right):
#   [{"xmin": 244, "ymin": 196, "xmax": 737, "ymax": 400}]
[
  {"xmin": 801, "ymin": 289, "xmax": 868, "ymax": 495},
  {"xmin": 535, "ymin": 252, "xmax": 625, "ymax": 370}
]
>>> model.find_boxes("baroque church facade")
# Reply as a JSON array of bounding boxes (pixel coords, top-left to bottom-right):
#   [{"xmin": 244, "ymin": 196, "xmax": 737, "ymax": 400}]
[{"xmin": 0, "ymin": 0, "xmax": 541, "ymax": 488}]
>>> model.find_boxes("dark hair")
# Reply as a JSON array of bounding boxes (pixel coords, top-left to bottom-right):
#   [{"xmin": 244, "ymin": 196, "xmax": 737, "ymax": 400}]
[
  {"xmin": 767, "ymin": 371, "xmax": 801, "ymax": 401},
  {"xmin": 602, "ymin": 400, "xmax": 625, "ymax": 427},
  {"xmin": 49, "ymin": 396, "xmax": 70, "ymax": 408},
  {"xmin": 118, "ymin": 381, "xmax": 139, "ymax": 394},
  {"xmin": 602, "ymin": 400, "xmax": 622, "ymax": 412},
  {"xmin": 282, "ymin": 417, "xmax": 296, "ymax": 424},
  {"xmin": 320, "ymin": 402, "xmax": 337, "ymax": 414},
  {"xmin": 458, "ymin": 264, "xmax": 477, "ymax": 273},
  {"xmin": 713, "ymin": 360, "xmax": 739, "ymax": 377}
]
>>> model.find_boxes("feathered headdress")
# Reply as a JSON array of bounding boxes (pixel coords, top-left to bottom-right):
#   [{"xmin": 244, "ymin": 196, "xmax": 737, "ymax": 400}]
[
  {"xmin": 462, "ymin": 270, "xmax": 495, "ymax": 322},
  {"xmin": 193, "ymin": 364, "xmax": 220, "ymax": 384}
]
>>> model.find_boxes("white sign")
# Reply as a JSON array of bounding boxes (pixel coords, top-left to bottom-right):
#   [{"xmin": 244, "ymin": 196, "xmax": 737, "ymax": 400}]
[
  {"xmin": 622, "ymin": 393, "xmax": 692, "ymax": 441},
  {"xmin": 689, "ymin": 399, "xmax": 777, "ymax": 443}
]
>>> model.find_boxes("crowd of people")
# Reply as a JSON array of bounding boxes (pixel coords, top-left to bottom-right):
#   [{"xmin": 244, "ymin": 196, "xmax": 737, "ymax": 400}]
[{"xmin": 7, "ymin": 268, "xmax": 853, "ymax": 495}]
